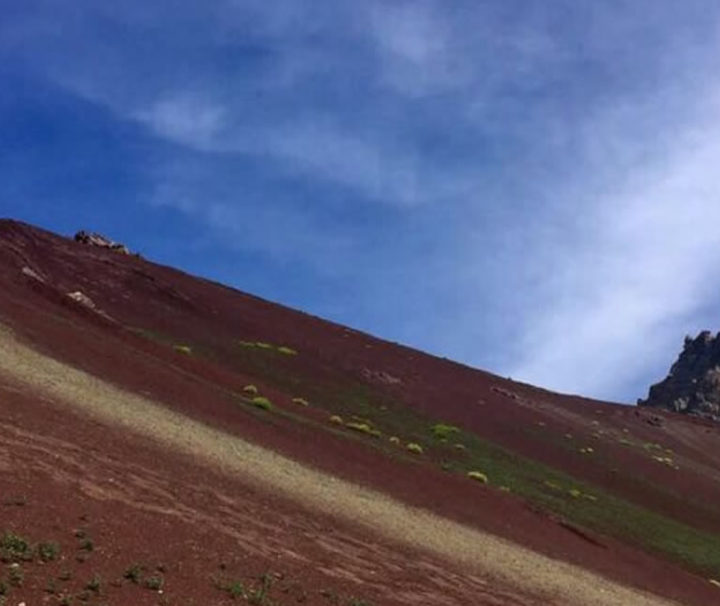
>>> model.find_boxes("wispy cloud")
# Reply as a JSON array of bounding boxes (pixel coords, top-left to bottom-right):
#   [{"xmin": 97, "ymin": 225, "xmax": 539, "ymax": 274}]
[{"xmin": 4, "ymin": 0, "xmax": 720, "ymax": 401}]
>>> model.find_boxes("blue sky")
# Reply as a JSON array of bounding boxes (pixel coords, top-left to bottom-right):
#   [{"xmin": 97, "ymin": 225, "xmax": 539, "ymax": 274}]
[{"xmin": 2, "ymin": 1, "xmax": 720, "ymax": 403}]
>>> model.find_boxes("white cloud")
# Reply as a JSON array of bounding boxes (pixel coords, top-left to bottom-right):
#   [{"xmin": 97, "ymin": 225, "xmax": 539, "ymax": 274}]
[
  {"xmin": 509, "ymin": 95, "xmax": 720, "ymax": 400},
  {"xmin": 134, "ymin": 97, "xmax": 226, "ymax": 150}
]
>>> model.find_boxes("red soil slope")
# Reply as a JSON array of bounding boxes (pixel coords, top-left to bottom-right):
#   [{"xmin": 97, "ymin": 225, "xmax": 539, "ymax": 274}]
[{"xmin": 1, "ymin": 219, "xmax": 719, "ymax": 605}]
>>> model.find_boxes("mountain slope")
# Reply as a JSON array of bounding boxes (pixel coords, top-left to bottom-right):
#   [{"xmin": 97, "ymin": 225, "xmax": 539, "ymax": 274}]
[{"xmin": 1, "ymin": 218, "xmax": 719, "ymax": 605}]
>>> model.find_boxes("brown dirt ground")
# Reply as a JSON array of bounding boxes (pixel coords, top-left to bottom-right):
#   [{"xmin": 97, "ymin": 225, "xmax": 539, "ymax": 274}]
[
  {"xmin": 1, "ymin": 219, "xmax": 720, "ymax": 606},
  {"xmin": 0, "ymin": 322, "xmax": 705, "ymax": 606}
]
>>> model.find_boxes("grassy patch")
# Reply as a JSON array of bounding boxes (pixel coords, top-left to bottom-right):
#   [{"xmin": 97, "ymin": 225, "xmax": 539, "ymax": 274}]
[
  {"xmin": 431, "ymin": 423, "xmax": 460, "ymax": 441},
  {"xmin": 173, "ymin": 344, "xmax": 192, "ymax": 355},
  {"xmin": 250, "ymin": 396, "xmax": 273, "ymax": 411}
]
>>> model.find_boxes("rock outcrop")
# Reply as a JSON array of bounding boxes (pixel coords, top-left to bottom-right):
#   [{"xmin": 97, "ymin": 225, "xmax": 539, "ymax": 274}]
[
  {"xmin": 638, "ymin": 331, "xmax": 720, "ymax": 420},
  {"xmin": 74, "ymin": 231, "xmax": 130, "ymax": 254}
]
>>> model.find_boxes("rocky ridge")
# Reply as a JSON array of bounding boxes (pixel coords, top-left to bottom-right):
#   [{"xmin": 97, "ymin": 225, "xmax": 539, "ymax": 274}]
[{"xmin": 639, "ymin": 331, "xmax": 720, "ymax": 420}]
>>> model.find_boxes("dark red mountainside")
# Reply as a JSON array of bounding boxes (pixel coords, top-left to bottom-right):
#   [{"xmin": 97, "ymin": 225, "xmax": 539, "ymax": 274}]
[{"xmin": 1, "ymin": 218, "xmax": 720, "ymax": 605}]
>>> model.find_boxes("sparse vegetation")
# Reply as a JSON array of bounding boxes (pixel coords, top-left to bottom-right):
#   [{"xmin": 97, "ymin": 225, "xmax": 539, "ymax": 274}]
[
  {"xmin": 292, "ymin": 397, "xmax": 309, "ymax": 406},
  {"xmin": 277, "ymin": 346, "xmax": 297, "ymax": 355},
  {"xmin": 144, "ymin": 575, "xmax": 164, "ymax": 591},
  {"xmin": 431, "ymin": 423, "xmax": 460, "ymax": 441},
  {"xmin": 467, "ymin": 471, "xmax": 488, "ymax": 483},
  {"xmin": 0, "ymin": 532, "xmax": 31, "ymax": 563},
  {"xmin": 329, "ymin": 415, "xmax": 343, "ymax": 425},
  {"xmin": 345, "ymin": 421, "xmax": 382, "ymax": 438},
  {"xmin": 37, "ymin": 541, "xmax": 60, "ymax": 562},
  {"xmin": 250, "ymin": 396, "xmax": 273, "ymax": 411},
  {"xmin": 243, "ymin": 384, "xmax": 259, "ymax": 395},
  {"xmin": 406, "ymin": 442, "xmax": 423, "ymax": 455},
  {"xmin": 85, "ymin": 575, "xmax": 101, "ymax": 592},
  {"xmin": 174, "ymin": 344, "xmax": 192, "ymax": 355},
  {"xmin": 123, "ymin": 564, "xmax": 144, "ymax": 584}
]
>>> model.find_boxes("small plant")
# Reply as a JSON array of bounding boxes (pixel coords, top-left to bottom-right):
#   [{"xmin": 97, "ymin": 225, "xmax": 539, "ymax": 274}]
[
  {"xmin": 250, "ymin": 396, "xmax": 273, "ymax": 411},
  {"xmin": 291, "ymin": 397, "xmax": 309, "ymax": 406},
  {"xmin": 242, "ymin": 384, "xmax": 259, "ymax": 395},
  {"xmin": 37, "ymin": 541, "xmax": 60, "ymax": 562},
  {"xmin": 431, "ymin": 423, "xmax": 460, "ymax": 440},
  {"xmin": 8, "ymin": 564, "xmax": 24, "ymax": 587},
  {"xmin": 79, "ymin": 538, "xmax": 94, "ymax": 552},
  {"xmin": 467, "ymin": 471, "xmax": 488, "ymax": 483},
  {"xmin": 248, "ymin": 572, "xmax": 272, "ymax": 605},
  {"xmin": 453, "ymin": 443, "xmax": 466, "ymax": 451},
  {"xmin": 388, "ymin": 436, "xmax": 401, "ymax": 445},
  {"xmin": 145, "ymin": 575, "xmax": 164, "ymax": 591},
  {"xmin": 568, "ymin": 488, "xmax": 582, "ymax": 499},
  {"xmin": 329, "ymin": 415, "xmax": 343, "ymax": 425},
  {"xmin": 255, "ymin": 342, "xmax": 273, "ymax": 350},
  {"xmin": 174, "ymin": 344, "xmax": 192, "ymax": 355},
  {"xmin": 223, "ymin": 580, "xmax": 246, "ymax": 599},
  {"xmin": 406, "ymin": 443, "xmax": 423, "ymax": 455},
  {"xmin": 277, "ymin": 346, "xmax": 297, "ymax": 355},
  {"xmin": 345, "ymin": 421, "xmax": 375, "ymax": 435},
  {"xmin": 123, "ymin": 564, "xmax": 144, "ymax": 584},
  {"xmin": 0, "ymin": 532, "xmax": 31, "ymax": 562},
  {"xmin": 85, "ymin": 575, "xmax": 101, "ymax": 592}
]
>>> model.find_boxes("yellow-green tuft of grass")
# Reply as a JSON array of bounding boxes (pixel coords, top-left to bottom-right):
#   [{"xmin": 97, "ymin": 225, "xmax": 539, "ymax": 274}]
[
  {"xmin": 345, "ymin": 422, "xmax": 382, "ymax": 438},
  {"xmin": 329, "ymin": 415, "xmax": 343, "ymax": 425},
  {"xmin": 388, "ymin": 436, "xmax": 401, "ymax": 445},
  {"xmin": 242, "ymin": 384, "xmax": 259, "ymax": 395},
  {"xmin": 173, "ymin": 344, "xmax": 192, "ymax": 355},
  {"xmin": 431, "ymin": 423, "xmax": 460, "ymax": 440},
  {"xmin": 277, "ymin": 346, "xmax": 298, "ymax": 355},
  {"xmin": 569, "ymin": 488, "xmax": 582, "ymax": 499},
  {"xmin": 291, "ymin": 397, "xmax": 309, "ymax": 406},
  {"xmin": 250, "ymin": 396, "xmax": 272, "ymax": 411},
  {"xmin": 467, "ymin": 471, "xmax": 488, "ymax": 483},
  {"xmin": 255, "ymin": 342, "xmax": 273, "ymax": 350},
  {"xmin": 406, "ymin": 442, "xmax": 423, "ymax": 455},
  {"xmin": 453, "ymin": 443, "xmax": 467, "ymax": 451}
]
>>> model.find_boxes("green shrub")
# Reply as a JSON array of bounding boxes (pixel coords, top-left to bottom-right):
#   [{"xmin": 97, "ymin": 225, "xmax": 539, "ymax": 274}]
[
  {"xmin": 85, "ymin": 575, "xmax": 101, "ymax": 592},
  {"xmin": 144, "ymin": 576, "xmax": 164, "ymax": 591},
  {"xmin": 37, "ymin": 542, "xmax": 60, "ymax": 562},
  {"xmin": 250, "ymin": 396, "xmax": 273, "ymax": 411},
  {"xmin": 123, "ymin": 564, "xmax": 144, "ymax": 584},
  {"xmin": 406, "ymin": 443, "xmax": 423, "ymax": 455},
  {"xmin": 0, "ymin": 532, "xmax": 31, "ymax": 562},
  {"xmin": 224, "ymin": 580, "xmax": 246, "ymax": 599},
  {"xmin": 431, "ymin": 423, "xmax": 460, "ymax": 440}
]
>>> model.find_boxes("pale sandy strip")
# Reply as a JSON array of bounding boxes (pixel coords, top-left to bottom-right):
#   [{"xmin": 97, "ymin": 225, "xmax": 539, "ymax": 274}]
[{"xmin": 0, "ymin": 324, "xmax": 677, "ymax": 606}]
